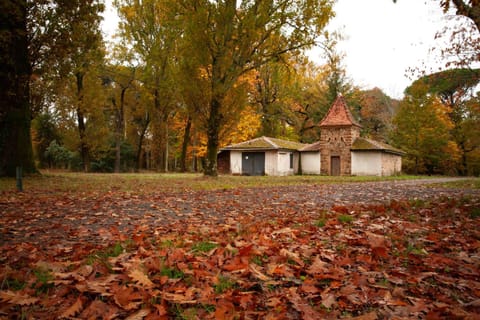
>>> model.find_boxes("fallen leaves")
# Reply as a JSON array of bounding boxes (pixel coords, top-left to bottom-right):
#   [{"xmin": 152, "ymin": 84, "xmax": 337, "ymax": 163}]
[{"xmin": 0, "ymin": 180, "xmax": 479, "ymax": 319}]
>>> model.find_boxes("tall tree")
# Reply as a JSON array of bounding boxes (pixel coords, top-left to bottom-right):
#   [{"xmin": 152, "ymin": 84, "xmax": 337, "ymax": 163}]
[
  {"xmin": 392, "ymin": 84, "xmax": 458, "ymax": 174},
  {"xmin": 115, "ymin": 0, "xmax": 179, "ymax": 171},
  {"xmin": 103, "ymin": 65, "xmax": 136, "ymax": 173},
  {"xmin": 0, "ymin": 0, "xmax": 36, "ymax": 177},
  {"xmin": 179, "ymin": 0, "xmax": 334, "ymax": 176},
  {"xmin": 409, "ymin": 68, "xmax": 480, "ymax": 174},
  {"xmin": 358, "ymin": 88, "xmax": 399, "ymax": 142},
  {"xmin": 27, "ymin": 0, "xmax": 105, "ymax": 172}
]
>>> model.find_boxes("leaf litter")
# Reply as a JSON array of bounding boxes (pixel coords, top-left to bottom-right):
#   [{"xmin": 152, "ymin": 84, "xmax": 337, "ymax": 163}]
[{"xmin": 0, "ymin": 179, "xmax": 479, "ymax": 319}]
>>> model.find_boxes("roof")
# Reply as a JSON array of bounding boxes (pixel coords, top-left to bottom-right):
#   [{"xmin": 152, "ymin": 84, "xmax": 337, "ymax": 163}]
[
  {"xmin": 221, "ymin": 136, "xmax": 306, "ymax": 151},
  {"xmin": 300, "ymin": 141, "xmax": 322, "ymax": 152},
  {"xmin": 319, "ymin": 95, "xmax": 361, "ymax": 128},
  {"xmin": 351, "ymin": 137, "xmax": 405, "ymax": 156}
]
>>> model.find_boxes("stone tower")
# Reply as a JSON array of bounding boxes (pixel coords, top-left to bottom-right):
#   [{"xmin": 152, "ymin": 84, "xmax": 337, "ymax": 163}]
[{"xmin": 319, "ymin": 95, "xmax": 361, "ymax": 175}]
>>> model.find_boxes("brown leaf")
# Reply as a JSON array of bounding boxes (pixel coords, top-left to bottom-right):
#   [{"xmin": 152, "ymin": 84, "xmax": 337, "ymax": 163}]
[
  {"xmin": 351, "ymin": 311, "xmax": 377, "ymax": 320},
  {"xmin": 129, "ymin": 269, "xmax": 154, "ymax": 288},
  {"xmin": 0, "ymin": 290, "xmax": 39, "ymax": 306},
  {"xmin": 59, "ymin": 297, "xmax": 84, "ymax": 319},
  {"xmin": 161, "ymin": 292, "xmax": 197, "ymax": 304},
  {"xmin": 287, "ymin": 287, "xmax": 321, "ymax": 320},
  {"xmin": 125, "ymin": 308, "xmax": 150, "ymax": 320},
  {"xmin": 215, "ymin": 299, "xmax": 236, "ymax": 320},
  {"xmin": 307, "ymin": 256, "xmax": 329, "ymax": 275}
]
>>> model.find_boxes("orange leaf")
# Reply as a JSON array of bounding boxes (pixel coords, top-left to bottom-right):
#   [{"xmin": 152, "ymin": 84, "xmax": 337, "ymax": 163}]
[{"xmin": 215, "ymin": 299, "xmax": 236, "ymax": 320}]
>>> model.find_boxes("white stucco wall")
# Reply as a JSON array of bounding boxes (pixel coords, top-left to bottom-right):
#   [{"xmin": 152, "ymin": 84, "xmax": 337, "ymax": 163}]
[
  {"xmin": 277, "ymin": 152, "xmax": 293, "ymax": 176},
  {"xmin": 351, "ymin": 151, "xmax": 382, "ymax": 176},
  {"xmin": 265, "ymin": 150, "xmax": 277, "ymax": 176},
  {"xmin": 381, "ymin": 153, "xmax": 402, "ymax": 176},
  {"xmin": 301, "ymin": 152, "xmax": 321, "ymax": 174},
  {"xmin": 230, "ymin": 151, "xmax": 242, "ymax": 174}
]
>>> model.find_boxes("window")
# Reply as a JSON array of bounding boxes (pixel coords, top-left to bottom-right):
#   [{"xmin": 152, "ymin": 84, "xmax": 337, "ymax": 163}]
[{"xmin": 289, "ymin": 153, "xmax": 294, "ymax": 169}]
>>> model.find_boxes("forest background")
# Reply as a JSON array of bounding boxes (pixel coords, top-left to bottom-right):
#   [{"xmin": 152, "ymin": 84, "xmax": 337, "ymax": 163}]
[{"xmin": 1, "ymin": 0, "xmax": 480, "ymax": 177}]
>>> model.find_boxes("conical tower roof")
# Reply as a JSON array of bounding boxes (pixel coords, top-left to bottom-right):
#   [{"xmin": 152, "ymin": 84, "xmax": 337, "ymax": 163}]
[{"xmin": 319, "ymin": 95, "xmax": 361, "ymax": 128}]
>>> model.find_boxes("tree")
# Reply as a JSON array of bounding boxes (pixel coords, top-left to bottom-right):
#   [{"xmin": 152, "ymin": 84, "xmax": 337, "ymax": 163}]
[
  {"xmin": 31, "ymin": 112, "xmax": 62, "ymax": 168},
  {"xmin": 358, "ymin": 88, "xmax": 399, "ymax": 142},
  {"xmin": 115, "ymin": 0, "xmax": 180, "ymax": 171},
  {"xmin": 103, "ymin": 65, "xmax": 136, "ymax": 173},
  {"xmin": 0, "ymin": 0, "xmax": 36, "ymax": 177},
  {"xmin": 392, "ymin": 84, "xmax": 459, "ymax": 174},
  {"xmin": 408, "ymin": 68, "xmax": 480, "ymax": 174},
  {"xmin": 179, "ymin": 0, "xmax": 334, "ymax": 176}
]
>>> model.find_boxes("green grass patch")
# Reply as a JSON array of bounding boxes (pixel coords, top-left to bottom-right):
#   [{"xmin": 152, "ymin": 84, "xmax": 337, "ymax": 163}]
[
  {"xmin": 33, "ymin": 268, "xmax": 54, "ymax": 294},
  {"xmin": 314, "ymin": 219, "xmax": 326, "ymax": 227},
  {"xmin": 0, "ymin": 171, "xmax": 433, "ymax": 193},
  {"xmin": 214, "ymin": 275, "xmax": 237, "ymax": 294},
  {"xmin": 86, "ymin": 241, "xmax": 126, "ymax": 267},
  {"xmin": 160, "ymin": 266, "xmax": 184, "ymax": 279},
  {"xmin": 191, "ymin": 241, "xmax": 217, "ymax": 254},
  {"xmin": 432, "ymin": 178, "xmax": 480, "ymax": 190},
  {"xmin": 2, "ymin": 278, "xmax": 26, "ymax": 291},
  {"xmin": 338, "ymin": 215, "xmax": 354, "ymax": 224},
  {"xmin": 470, "ymin": 207, "xmax": 480, "ymax": 219}
]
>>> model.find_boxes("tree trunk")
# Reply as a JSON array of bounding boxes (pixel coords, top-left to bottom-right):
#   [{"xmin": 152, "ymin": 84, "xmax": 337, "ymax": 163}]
[
  {"xmin": 180, "ymin": 116, "xmax": 192, "ymax": 172},
  {"xmin": 114, "ymin": 87, "xmax": 127, "ymax": 173},
  {"xmin": 135, "ymin": 113, "xmax": 150, "ymax": 172},
  {"xmin": 204, "ymin": 96, "xmax": 223, "ymax": 176},
  {"xmin": 76, "ymin": 72, "xmax": 90, "ymax": 172},
  {"xmin": 0, "ymin": 0, "xmax": 36, "ymax": 177}
]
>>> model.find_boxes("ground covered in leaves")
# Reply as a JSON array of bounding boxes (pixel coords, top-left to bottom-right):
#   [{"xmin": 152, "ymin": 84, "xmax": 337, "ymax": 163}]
[{"xmin": 0, "ymin": 174, "xmax": 479, "ymax": 319}]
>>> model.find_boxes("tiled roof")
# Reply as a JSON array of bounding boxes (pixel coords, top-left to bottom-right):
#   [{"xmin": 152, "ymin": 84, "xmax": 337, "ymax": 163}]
[
  {"xmin": 351, "ymin": 137, "xmax": 405, "ymax": 156},
  {"xmin": 300, "ymin": 141, "xmax": 322, "ymax": 152},
  {"xmin": 319, "ymin": 95, "xmax": 361, "ymax": 127},
  {"xmin": 221, "ymin": 136, "xmax": 307, "ymax": 151}
]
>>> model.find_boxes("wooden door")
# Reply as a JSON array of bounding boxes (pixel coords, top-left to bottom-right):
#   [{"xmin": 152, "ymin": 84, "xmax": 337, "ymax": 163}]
[{"xmin": 331, "ymin": 156, "xmax": 340, "ymax": 176}]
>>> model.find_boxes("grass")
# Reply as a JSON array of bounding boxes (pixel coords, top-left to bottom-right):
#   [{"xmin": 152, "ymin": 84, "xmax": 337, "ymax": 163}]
[
  {"xmin": 191, "ymin": 241, "xmax": 218, "ymax": 254},
  {"xmin": 431, "ymin": 178, "xmax": 480, "ymax": 189},
  {"xmin": 0, "ymin": 171, "xmax": 436, "ymax": 193}
]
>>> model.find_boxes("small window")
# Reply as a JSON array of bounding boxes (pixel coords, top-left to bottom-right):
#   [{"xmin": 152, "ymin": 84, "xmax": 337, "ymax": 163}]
[{"xmin": 289, "ymin": 153, "xmax": 294, "ymax": 169}]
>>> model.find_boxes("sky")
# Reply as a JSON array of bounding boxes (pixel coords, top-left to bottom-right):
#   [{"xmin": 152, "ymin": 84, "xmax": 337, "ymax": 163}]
[{"xmin": 101, "ymin": 0, "xmax": 452, "ymax": 99}]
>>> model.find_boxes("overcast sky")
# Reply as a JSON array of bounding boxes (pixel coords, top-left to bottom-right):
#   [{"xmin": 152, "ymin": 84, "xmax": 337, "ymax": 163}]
[
  {"xmin": 101, "ymin": 0, "xmax": 452, "ymax": 99},
  {"xmin": 314, "ymin": 0, "xmax": 452, "ymax": 99}
]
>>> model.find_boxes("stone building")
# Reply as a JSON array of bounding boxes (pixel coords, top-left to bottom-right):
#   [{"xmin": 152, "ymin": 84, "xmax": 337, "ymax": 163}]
[{"xmin": 219, "ymin": 95, "xmax": 404, "ymax": 176}]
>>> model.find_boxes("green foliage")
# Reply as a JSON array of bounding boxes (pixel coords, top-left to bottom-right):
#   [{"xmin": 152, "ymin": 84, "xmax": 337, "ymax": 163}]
[
  {"xmin": 44, "ymin": 140, "xmax": 73, "ymax": 169},
  {"xmin": 32, "ymin": 113, "xmax": 62, "ymax": 168},
  {"xmin": 391, "ymin": 93, "xmax": 458, "ymax": 175},
  {"xmin": 407, "ymin": 69, "xmax": 480, "ymax": 99}
]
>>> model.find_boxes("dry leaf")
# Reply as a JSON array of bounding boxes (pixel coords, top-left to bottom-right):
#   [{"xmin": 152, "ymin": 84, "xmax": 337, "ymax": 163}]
[{"xmin": 59, "ymin": 297, "xmax": 84, "ymax": 319}]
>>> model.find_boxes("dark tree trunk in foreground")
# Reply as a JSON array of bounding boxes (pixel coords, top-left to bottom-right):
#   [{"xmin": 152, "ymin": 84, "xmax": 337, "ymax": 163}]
[{"xmin": 0, "ymin": 0, "xmax": 36, "ymax": 177}]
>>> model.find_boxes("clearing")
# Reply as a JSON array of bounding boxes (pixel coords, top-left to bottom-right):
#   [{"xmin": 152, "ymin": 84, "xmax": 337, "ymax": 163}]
[{"xmin": 0, "ymin": 173, "xmax": 479, "ymax": 319}]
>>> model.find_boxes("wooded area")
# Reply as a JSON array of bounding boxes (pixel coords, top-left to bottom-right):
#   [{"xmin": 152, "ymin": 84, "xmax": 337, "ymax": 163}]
[{"xmin": 1, "ymin": 0, "xmax": 479, "ymax": 176}]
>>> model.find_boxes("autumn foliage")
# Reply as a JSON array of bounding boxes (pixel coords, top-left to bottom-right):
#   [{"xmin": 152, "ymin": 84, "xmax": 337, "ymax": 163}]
[{"xmin": 1, "ymin": 175, "xmax": 479, "ymax": 319}]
